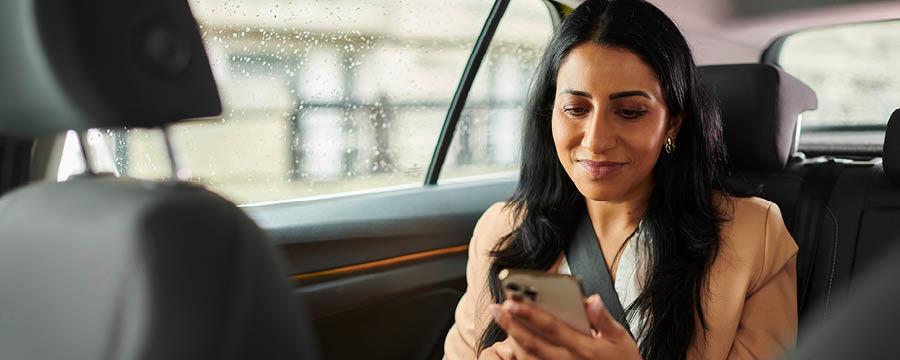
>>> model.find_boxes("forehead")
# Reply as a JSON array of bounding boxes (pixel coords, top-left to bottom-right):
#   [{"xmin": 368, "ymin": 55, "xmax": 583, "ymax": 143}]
[{"xmin": 556, "ymin": 43, "xmax": 663, "ymax": 99}]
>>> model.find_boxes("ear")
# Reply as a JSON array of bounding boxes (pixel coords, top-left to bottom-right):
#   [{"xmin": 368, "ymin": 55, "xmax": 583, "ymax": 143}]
[{"xmin": 667, "ymin": 113, "xmax": 684, "ymax": 140}]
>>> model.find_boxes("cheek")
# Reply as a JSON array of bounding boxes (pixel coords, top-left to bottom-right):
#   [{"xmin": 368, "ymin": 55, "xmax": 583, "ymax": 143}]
[
  {"xmin": 622, "ymin": 117, "xmax": 667, "ymax": 168},
  {"xmin": 550, "ymin": 115, "xmax": 580, "ymax": 162}
]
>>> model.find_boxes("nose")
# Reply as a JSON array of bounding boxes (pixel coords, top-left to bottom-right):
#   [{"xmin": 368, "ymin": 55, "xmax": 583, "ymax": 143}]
[{"xmin": 580, "ymin": 110, "xmax": 616, "ymax": 153}]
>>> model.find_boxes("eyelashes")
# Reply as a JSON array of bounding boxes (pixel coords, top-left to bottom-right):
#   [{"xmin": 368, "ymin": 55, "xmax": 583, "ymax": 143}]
[
  {"xmin": 615, "ymin": 108, "xmax": 648, "ymax": 119},
  {"xmin": 562, "ymin": 106, "xmax": 589, "ymax": 118},
  {"xmin": 560, "ymin": 106, "xmax": 648, "ymax": 120}
]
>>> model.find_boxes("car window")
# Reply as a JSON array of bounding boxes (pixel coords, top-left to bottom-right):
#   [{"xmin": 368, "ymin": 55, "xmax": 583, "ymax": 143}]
[
  {"xmin": 57, "ymin": 0, "xmax": 496, "ymax": 204},
  {"xmin": 439, "ymin": 0, "xmax": 554, "ymax": 182},
  {"xmin": 778, "ymin": 20, "xmax": 900, "ymax": 153}
]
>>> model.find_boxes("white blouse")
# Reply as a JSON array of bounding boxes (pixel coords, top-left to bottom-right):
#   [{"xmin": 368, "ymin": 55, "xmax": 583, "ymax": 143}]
[{"xmin": 557, "ymin": 224, "xmax": 646, "ymax": 338}]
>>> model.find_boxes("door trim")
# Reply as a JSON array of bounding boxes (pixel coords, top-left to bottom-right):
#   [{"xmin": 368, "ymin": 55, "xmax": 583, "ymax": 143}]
[{"xmin": 291, "ymin": 244, "xmax": 468, "ymax": 284}]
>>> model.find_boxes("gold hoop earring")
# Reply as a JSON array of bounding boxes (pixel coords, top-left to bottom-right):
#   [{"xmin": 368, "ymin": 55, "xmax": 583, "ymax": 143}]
[{"xmin": 665, "ymin": 137, "xmax": 676, "ymax": 154}]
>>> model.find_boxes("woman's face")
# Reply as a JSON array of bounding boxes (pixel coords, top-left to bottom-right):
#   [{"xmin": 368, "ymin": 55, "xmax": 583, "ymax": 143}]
[{"xmin": 552, "ymin": 43, "xmax": 681, "ymax": 202}]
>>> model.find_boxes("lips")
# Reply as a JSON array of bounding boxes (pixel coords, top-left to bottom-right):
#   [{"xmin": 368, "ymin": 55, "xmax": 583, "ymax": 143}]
[{"xmin": 576, "ymin": 160, "xmax": 627, "ymax": 179}]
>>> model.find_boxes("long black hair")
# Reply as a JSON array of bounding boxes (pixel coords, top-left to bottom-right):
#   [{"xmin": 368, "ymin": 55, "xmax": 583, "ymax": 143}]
[{"xmin": 478, "ymin": 1, "xmax": 729, "ymax": 359}]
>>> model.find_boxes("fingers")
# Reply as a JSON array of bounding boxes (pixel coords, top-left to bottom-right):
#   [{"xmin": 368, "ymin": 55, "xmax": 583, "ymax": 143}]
[
  {"xmin": 488, "ymin": 337, "xmax": 516, "ymax": 360},
  {"xmin": 501, "ymin": 299, "xmax": 589, "ymax": 349},
  {"xmin": 585, "ymin": 294, "xmax": 629, "ymax": 340},
  {"xmin": 491, "ymin": 304, "xmax": 570, "ymax": 360},
  {"xmin": 477, "ymin": 348, "xmax": 503, "ymax": 360},
  {"xmin": 510, "ymin": 340, "xmax": 530, "ymax": 360}
]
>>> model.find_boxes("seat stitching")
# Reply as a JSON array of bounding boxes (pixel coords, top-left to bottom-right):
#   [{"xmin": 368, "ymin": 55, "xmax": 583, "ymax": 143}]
[{"xmin": 824, "ymin": 207, "xmax": 839, "ymax": 314}]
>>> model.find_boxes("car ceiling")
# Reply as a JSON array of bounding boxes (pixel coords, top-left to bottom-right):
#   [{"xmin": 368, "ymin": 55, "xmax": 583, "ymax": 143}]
[{"xmin": 556, "ymin": 0, "xmax": 900, "ymax": 64}]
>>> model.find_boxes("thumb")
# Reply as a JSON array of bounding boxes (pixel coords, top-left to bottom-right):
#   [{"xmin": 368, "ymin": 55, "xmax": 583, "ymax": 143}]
[{"xmin": 586, "ymin": 294, "xmax": 628, "ymax": 339}]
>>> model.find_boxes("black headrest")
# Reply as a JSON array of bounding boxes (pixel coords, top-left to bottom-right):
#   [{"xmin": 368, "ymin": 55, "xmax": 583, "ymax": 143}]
[
  {"xmin": 884, "ymin": 109, "xmax": 900, "ymax": 187},
  {"xmin": 0, "ymin": 0, "xmax": 221, "ymax": 137},
  {"xmin": 701, "ymin": 64, "xmax": 818, "ymax": 172}
]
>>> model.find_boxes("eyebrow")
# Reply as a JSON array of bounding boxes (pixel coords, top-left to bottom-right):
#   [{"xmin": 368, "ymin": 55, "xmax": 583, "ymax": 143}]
[
  {"xmin": 558, "ymin": 88, "xmax": 652, "ymax": 100},
  {"xmin": 609, "ymin": 90, "xmax": 651, "ymax": 100},
  {"xmin": 559, "ymin": 88, "xmax": 592, "ymax": 98}
]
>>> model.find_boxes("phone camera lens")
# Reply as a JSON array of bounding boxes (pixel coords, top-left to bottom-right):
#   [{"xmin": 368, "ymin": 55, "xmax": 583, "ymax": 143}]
[{"xmin": 524, "ymin": 287, "xmax": 538, "ymax": 301}]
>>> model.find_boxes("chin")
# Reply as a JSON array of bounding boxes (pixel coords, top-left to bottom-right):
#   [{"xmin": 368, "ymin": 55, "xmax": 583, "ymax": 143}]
[{"xmin": 572, "ymin": 181, "xmax": 625, "ymax": 202}]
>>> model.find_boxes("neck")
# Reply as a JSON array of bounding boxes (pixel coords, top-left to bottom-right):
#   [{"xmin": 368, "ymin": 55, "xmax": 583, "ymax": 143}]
[{"xmin": 585, "ymin": 177, "xmax": 653, "ymax": 238}]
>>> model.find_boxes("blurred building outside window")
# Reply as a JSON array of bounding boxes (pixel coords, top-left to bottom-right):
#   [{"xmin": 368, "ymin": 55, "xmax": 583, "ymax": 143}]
[{"xmin": 56, "ymin": 0, "xmax": 553, "ymax": 204}]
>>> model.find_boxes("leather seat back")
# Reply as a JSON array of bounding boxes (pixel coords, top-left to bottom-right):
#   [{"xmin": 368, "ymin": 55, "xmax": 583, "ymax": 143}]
[
  {"xmin": 701, "ymin": 63, "xmax": 818, "ymax": 224},
  {"xmin": 790, "ymin": 111, "xmax": 900, "ymax": 358},
  {"xmin": 0, "ymin": 178, "xmax": 319, "ymax": 359},
  {"xmin": 701, "ymin": 64, "xmax": 827, "ymax": 326}
]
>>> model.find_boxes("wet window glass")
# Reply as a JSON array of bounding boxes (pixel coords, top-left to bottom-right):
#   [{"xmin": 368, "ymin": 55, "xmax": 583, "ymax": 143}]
[
  {"xmin": 779, "ymin": 20, "xmax": 900, "ymax": 153},
  {"xmin": 440, "ymin": 0, "xmax": 554, "ymax": 182},
  {"xmin": 58, "ymin": 0, "xmax": 495, "ymax": 204}
]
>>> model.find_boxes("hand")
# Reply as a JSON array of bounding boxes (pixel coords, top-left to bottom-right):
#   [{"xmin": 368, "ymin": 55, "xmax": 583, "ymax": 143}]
[
  {"xmin": 490, "ymin": 294, "xmax": 642, "ymax": 360},
  {"xmin": 478, "ymin": 337, "xmax": 520, "ymax": 360},
  {"xmin": 478, "ymin": 349, "xmax": 504, "ymax": 360}
]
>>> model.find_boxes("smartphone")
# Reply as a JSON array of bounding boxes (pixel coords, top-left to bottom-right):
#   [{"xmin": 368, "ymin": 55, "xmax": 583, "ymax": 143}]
[{"xmin": 498, "ymin": 268, "xmax": 592, "ymax": 334}]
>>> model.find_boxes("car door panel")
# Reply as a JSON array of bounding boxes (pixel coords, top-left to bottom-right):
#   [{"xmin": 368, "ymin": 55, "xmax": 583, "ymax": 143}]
[
  {"xmin": 247, "ymin": 178, "xmax": 516, "ymax": 274},
  {"xmin": 244, "ymin": 177, "xmax": 516, "ymax": 359},
  {"xmin": 314, "ymin": 287, "xmax": 462, "ymax": 360}
]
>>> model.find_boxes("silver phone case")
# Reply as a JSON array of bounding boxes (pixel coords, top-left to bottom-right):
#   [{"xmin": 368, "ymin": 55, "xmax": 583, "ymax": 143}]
[{"xmin": 498, "ymin": 269, "xmax": 591, "ymax": 334}]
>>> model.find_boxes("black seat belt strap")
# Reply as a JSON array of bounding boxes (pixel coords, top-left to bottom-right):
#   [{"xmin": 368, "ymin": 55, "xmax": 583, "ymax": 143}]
[{"xmin": 565, "ymin": 214, "xmax": 630, "ymax": 333}]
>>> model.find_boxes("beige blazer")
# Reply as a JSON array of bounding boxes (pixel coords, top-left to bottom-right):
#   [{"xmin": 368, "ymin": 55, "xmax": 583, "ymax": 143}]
[{"xmin": 443, "ymin": 196, "xmax": 798, "ymax": 359}]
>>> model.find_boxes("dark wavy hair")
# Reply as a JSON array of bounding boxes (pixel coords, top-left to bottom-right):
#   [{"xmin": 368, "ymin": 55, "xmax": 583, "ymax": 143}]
[{"xmin": 477, "ymin": 1, "xmax": 730, "ymax": 359}]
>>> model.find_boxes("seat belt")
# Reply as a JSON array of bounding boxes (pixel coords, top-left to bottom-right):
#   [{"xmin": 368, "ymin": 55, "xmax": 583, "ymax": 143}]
[
  {"xmin": 565, "ymin": 213, "xmax": 631, "ymax": 333},
  {"xmin": 794, "ymin": 160, "xmax": 844, "ymax": 314}
]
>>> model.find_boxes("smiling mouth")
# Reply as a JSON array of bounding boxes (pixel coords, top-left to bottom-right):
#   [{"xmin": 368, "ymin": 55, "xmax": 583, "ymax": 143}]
[{"xmin": 576, "ymin": 160, "xmax": 627, "ymax": 179}]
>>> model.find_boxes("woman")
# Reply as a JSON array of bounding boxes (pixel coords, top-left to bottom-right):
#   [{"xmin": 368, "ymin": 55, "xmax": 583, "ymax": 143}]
[{"xmin": 443, "ymin": 0, "xmax": 798, "ymax": 359}]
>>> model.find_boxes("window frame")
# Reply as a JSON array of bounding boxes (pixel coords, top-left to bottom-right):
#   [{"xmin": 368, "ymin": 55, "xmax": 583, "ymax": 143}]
[
  {"xmin": 761, "ymin": 19, "xmax": 900, "ymax": 67},
  {"xmin": 425, "ymin": 0, "xmax": 560, "ymax": 185},
  {"xmin": 761, "ymin": 19, "xmax": 900, "ymax": 157}
]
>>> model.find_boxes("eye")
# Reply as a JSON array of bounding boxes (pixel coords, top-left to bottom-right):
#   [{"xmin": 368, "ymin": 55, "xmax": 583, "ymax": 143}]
[
  {"xmin": 615, "ymin": 108, "xmax": 647, "ymax": 120},
  {"xmin": 562, "ymin": 106, "xmax": 589, "ymax": 118}
]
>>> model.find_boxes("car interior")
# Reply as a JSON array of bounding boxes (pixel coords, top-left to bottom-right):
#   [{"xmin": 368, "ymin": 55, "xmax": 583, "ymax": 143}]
[{"xmin": 0, "ymin": 0, "xmax": 898, "ymax": 359}]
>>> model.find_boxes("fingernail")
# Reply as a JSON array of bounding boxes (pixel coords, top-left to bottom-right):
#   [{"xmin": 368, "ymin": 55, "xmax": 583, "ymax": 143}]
[
  {"xmin": 588, "ymin": 294, "xmax": 600, "ymax": 303},
  {"xmin": 591, "ymin": 298, "xmax": 605, "ymax": 312},
  {"xmin": 508, "ymin": 302, "xmax": 521, "ymax": 314}
]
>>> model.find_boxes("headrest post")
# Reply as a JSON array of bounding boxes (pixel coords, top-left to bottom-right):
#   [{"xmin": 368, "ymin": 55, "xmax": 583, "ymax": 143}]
[
  {"xmin": 76, "ymin": 131, "xmax": 96, "ymax": 175},
  {"xmin": 792, "ymin": 114, "xmax": 803, "ymax": 156},
  {"xmin": 161, "ymin": 126, "xmax": 192, "ymax": 182}
]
